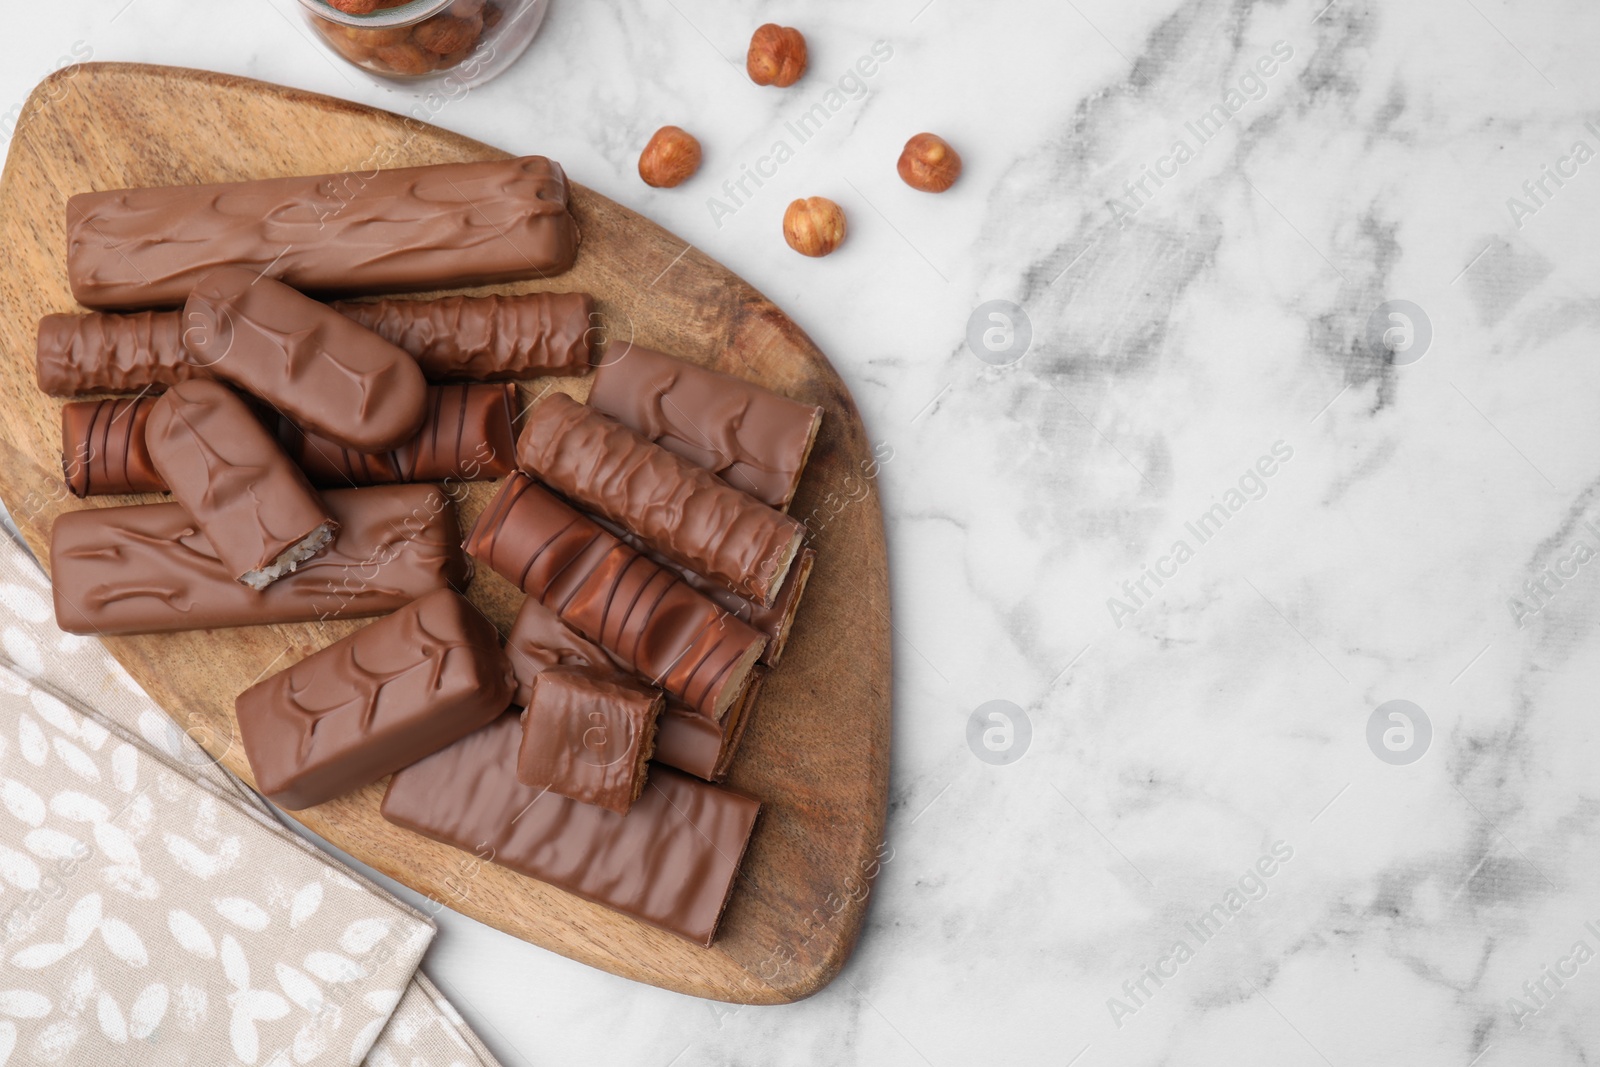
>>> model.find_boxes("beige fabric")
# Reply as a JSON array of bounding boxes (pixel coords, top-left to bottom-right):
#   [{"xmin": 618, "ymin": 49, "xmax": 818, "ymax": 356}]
[
  {"xmin": 0, "ymin": 659, "xmax": 433, "ymax": 1066},
  {"xmin": 0, "ymin": 532, "xmax": 503, "ymax": 1067},
  {"xmin": 368, "ymin": 973, "xmax": 505, "ymax": 1067}
]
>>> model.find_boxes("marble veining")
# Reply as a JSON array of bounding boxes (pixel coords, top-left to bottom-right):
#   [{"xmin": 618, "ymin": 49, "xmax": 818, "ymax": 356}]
[{"xmin": 7, "ymin": 0, "xmax": 1600, "ymax": 1063}]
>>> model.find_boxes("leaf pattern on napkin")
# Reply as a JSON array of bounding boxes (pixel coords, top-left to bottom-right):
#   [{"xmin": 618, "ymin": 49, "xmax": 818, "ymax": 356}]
[{"xmin": 0, "ymin": 533, "xmax": 501, "ymax": 1067}]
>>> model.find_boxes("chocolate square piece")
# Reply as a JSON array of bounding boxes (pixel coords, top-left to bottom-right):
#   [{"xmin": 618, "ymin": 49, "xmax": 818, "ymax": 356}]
[{"xmin": 517, "ymin": 668, "xmax": 663, "ymax": 815}]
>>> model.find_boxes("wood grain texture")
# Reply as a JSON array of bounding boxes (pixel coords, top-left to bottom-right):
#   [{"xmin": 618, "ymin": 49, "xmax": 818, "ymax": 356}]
[{"xmin": 0, "ymin": 63, "xmax": 891, "ymax": 1004}]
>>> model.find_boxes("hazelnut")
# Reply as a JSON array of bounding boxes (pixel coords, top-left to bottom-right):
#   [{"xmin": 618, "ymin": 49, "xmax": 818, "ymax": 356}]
[
  {"xmin": 413, "ymin": 13, "xmax": 483, "ymax": 55},
  {"xmin": 747, "ymin": 24, "xmax": 807, "ymax": 87},
  {"xmin": 638, "ymin": 126, "xmax": 703, "ymax": 188},
  {"xmin": 326, "ymin": 0, "xmax": 407, "ymax": 11},
  {"xmin": 372, "ymin": 41, "xmax": 438, "ymax": 76},
  {"xmin": 783, "ymin": 197, "xmax": 846, "ymax": 257},
  {"xmin": 897, "ymin": 133, "xmax": 962, "ymax": 193}
]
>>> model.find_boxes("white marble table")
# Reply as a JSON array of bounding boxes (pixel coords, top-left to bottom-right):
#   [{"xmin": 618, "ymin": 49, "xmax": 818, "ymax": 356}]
[{"xmin": 7, "ymin": 0, "xmax": 1600, "ymax": 1063}]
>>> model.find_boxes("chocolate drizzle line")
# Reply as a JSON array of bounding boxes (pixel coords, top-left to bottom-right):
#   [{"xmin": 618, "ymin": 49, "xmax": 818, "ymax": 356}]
[{"xmin": 463, "ymin": 474, "xmax": 765, "ymax": 719}]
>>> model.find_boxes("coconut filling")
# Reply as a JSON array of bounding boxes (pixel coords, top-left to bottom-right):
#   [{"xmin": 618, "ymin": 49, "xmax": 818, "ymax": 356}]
[{"xmin": 239, "ymin": 522, "xmax": 338, "ymax": 591}]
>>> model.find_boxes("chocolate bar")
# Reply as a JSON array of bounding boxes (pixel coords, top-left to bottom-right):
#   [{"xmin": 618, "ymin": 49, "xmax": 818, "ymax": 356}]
[
  {"xmin": 503, "ymin": 597, "xmax": 756, "ymax": 782},
  {"xmin": 37, "ymin": 292, "xmax": 596, "ymax": 398},
  {"xmin": 504, "ymin": 595, "xmax": 624, "ymax": 708},
  {"xmin": 654, "ymin": 668, "xmax": 766, "ymax": 783},
  {"xmin": 279, "ymin": 383, "xmax": 518, "ymax": 488},
  {"xmin": 237, "ymin": 588, "xmax": 513, "ymax": 810},
  {"xmin": 382, "ymin": 713, "xmax": 760, "ymax": 946},
  {"xmin": 51, "ymin": 484, "xmax": 468, "ymax": 635},
  {"xmin": 61, "ymin": 385, "xmax": 516, "ymax": 497},
  {"xmin": 332, "ymin": 292, "xmax": 595, "ymax": 381},
  {"xmin": 517, "ymin": 668, "xmax": 662, "ymax": 815},
  {"xmin": 62, "ymin": 398, "xmax": 164, "ymax": 497},
  {"xmin": 588, "ymin": 344, "xmax": 823, "ymax": 510},
  {"xmin": 67, "ymin": 156, "xmax": 580, "ymax": 310},
  {"xmin": 184, "ymin": 268, "xmax": 427, "ymax": 452},
  {"xmin": 145, "ymin": 381, "xmax": 336, "ymax": 589},
  {"xmin": 517, "ymin": 393, "xmax": 804, "ymax": 607},
  {"xmin": 465, "ymin": 473, "xmax": 764, "ymax": 720},
  {"xmin": 596, "ymin": 511, "xmax": 814, "ymax": 668},
  {"xmin": 36, "ymin": 311, "xmax": 193, "ymax": 396}
]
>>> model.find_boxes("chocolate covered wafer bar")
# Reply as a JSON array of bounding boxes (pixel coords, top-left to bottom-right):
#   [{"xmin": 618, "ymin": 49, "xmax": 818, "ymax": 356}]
[
  {"xmin": 145, "ymin": 380, "xmax": 336, "ymax": 590},
  {"xmin": 655, "ymin": 669, "xmax": 767, "ymax": 783},
  {"xmin": 184, "ymin": 268, "xmax": 427, "ymax": 452},
  {"xmin": 517, "ymin": 393, "xmax": 804, "ymax": 607},
  {"xmin": 62, "ymin": 385, "xmax": 516, "ymax": 497},
  {"xmin": 67, "ymin": 156, "xmax": 580, "ymax": 310},
  {"xmin": 37, "ymin": 292, "xmax": 596, "ymax": 397},
  {"xmin": 503, "ymin": 597, "xmax": 757, "ymax": 782},
  {"xmin": 332, "ymin": 292, "xmax": 595, "ymax": 381},
  {"xmin": 238, "ymin": 589, "xmax": 513, "ymax": 810},
  {"xmin": 589, "ymin": 344, "xmax": 823, "ymax": 510},
  {"xmin": 382, "ymin": 713, "xmax": 760, "ymax": 946},
  {"xmin": 465, "ymin": 473, "xmax": 764, "ymax": 720},
  {"xmin": 596, "ymin": 512, "xmax": 815, "ymax": 668},
  {"xmin": 51, "ymin": 484, "xmax": 467, "ymax": 635},
  {"xmin": 36, "ymin": 311, "xmax": 192, "ymax": 396},
  {"xmin": 280, "ymin": 383, "xmax": 518, "ymax": 488},
  {"xmin": 62, "ymin": 398, "xmax": 164, "ymax": 497},
  {"xmin": 518, "ymin": 668, "xmax": 662, "ymax": 815}
]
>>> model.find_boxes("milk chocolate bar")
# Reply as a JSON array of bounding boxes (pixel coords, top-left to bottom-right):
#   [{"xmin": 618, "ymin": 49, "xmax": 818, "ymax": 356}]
[
  {"xmin": 184, "ymin": 268, "xmax": 427, "ymax": 452},
  {"xmin": 62, "ymin": 398, "xmax": 164, "ymax": 497},
  {"xmin": 655, "ymin": 669, "xmax": 767, "ymax": 783},
  {"xmin": 51, "ymin": 484, "xmax": 468, "ymax": 635},
  {"xmin": 503, "ymin": 597, "xmax": 756, "ymax": 781},
  {"xmin": 589, "ymin": 344, "xmax": 823, "ymax": 510},
  {"xmin": 36, "ymin": 311, "xmax": 193, "ymax": 396},
  {"xmin": 63, "ymin": 385, "xmax": 516, "ymax": 497},
  {"xmin": 596, "ymin": 511, "xmax": 815, "ymax": 668},
  {"xmin": 332, "ymin": 292, "xmax": 595, "ymax": 381},
  {"xmin": 145, "ymin": 381, "xmax": 336, "ymax": 589},
  {"xmin": 279, "ymin": 383, "xmax": 518, "ymax": 488},
  {"xmin": 517, "ymin": 668, "xmax": 662, "ymax": 815},
  {"xmin": 67, "ymin": 155, "xmax": 580, "ymax": 310},
  {"xmin": 37, "ymin": 292, "xmax": 595, "ymax": 398},
  {"xmin": 238, "ymin": 589, "xmax": 513, "ymax": 810},
  {"xmin": 465, "ymin": 473, "xmax": 764, "ymax": 719},
  {"xmin": 382, "ymin": 713, "xmax": 760, "ymax": 946},
  {"xmin": 517, "ymin": 393, "xmax": 804, "ymax": 607}
]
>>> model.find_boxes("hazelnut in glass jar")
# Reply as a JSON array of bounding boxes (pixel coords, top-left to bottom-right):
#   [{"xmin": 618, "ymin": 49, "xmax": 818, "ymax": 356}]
[{"xmin": 300, "ymin": 0, "xmax": 549, "ymax": 87}]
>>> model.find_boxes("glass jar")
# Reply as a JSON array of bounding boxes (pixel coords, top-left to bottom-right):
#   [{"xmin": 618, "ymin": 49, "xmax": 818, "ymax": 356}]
[{"xmin": 298, "ymin": 0, "xmax": 549, "ymax": 88}]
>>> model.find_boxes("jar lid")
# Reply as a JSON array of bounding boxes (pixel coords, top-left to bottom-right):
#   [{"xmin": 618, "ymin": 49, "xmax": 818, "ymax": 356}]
[{"xmin": 301, "ymin": 0, "xmax": 454, "ymax": 28}]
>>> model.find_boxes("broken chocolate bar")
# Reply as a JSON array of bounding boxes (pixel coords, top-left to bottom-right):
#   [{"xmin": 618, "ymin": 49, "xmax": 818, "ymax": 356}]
[
  {"xmin": 517, "ymin": 667, "xmax": 662, "ymax": 815},
  {"xmin": 144, "ymin": 380, "xmax": 336, "ymax": 589},
  {"xmin": 51, "ymin": 484, "xmax": 468, "ymax": 635}
]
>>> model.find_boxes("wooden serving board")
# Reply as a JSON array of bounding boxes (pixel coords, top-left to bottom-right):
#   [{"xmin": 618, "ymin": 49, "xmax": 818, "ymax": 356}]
[{"xmin": 0, "ymin": 63, "xmax": 890, "ymax": 1004}]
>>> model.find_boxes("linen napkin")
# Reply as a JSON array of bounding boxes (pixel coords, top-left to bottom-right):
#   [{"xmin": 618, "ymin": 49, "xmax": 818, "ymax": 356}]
[{"xmin": 0, "ymin": 529, "xmax": 503, "ymax": 1067}]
